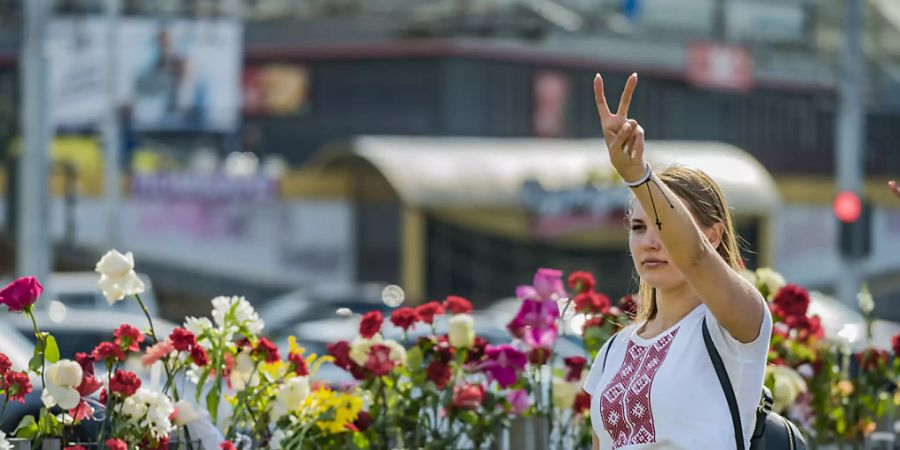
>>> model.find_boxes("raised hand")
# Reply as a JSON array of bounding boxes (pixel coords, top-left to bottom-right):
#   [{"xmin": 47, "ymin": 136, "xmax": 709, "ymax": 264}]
[
  {"xmin": 890, "ymin": 180, "xmax": 900, "ymax": 199},
  {"xmin": 593, "ymin": 73, "xmax": 645, "ymax": 182}
]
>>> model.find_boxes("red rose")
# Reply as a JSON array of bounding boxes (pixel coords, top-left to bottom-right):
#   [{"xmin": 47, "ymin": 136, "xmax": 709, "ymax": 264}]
[
  {"xmin": 191, "ymin": 346, "xmax": 209, "ymax": 367},
  {"xmin": 563, "ymin": 356, "xmax": 587, "ymax": 382},
  {"xmin": 892, "ymin": 334, "xmax": 900, "ymax": 357},
  {"xmin": 772, "ymin": 284, "xmax": 810, "ymax": 319},
  {"xmin": 567, "ymin": 271, "xmax": 596, "ymax": 294},
  {"xmin": 619, "ymin": 295, "xmax": 638, "ymax": 317},
  {"xmin": 353, "ymin": 411, "xmax": 372, "ymax": 431},
  {"xmin": 467, "ymin": 336, "xmax": 488, "ymax": 363},
  {"xmin": 114, "ymin": 324, "xmax": 145, "ymax": 352},
  {"xmin": 390, "ymin": 307, "xmax": 419, "ymax": 331},
  {"xmin": 452, "ymin": 384, "xmax": 484, "ymax": 410},
  {"xmin": 415, "ymin": 302, "xmax": 445, "ymax": 324},
  {"xmin": 573, "ymin": 292, "xmax": 611, "ymax": 315},
  {"xmin": 359, "ymin": 310, "xmax": 384, "ymax": 339},
  {"xmin": 0, "ymin": 276, "xmax": 43, "ymax": 312},
  {"xmin": 573, "ymin": 391, "xmax": 591, "ymax": 414},
  {"xmin": 0, "ymin": 352, "xmax": 11, "ymax": 374},
  {"xmin": 92, "ymin": 342, "xmax": 125, "ymax": 363},
  {"xmin": 289, "ymin": 352, "xmax": 309, "ymax": 376},
  {"xmin": 105, "ymin": 439, "xmax": 127, "ymax": 450},
  {"xmin": 786, "ymin": 314, "xmax": 824, "ymax": 342},
  {"xmin": 364, "ymin": 344, "xmax": 395, "ymax": 376},
  {"xmin": 426, "ymin": 361, "xmax": 452, "ymax": 389},
  {"xmin": 169, "ymin": 328, "xmax": 197, "ymax": 352},
  {"xmin": 219, "ymin": 442, "xmax": 236, "ymax": 450},
  {"xmin": 110, "ymin": 370, "xmax": 141, "ymax": 397},
  {"xmin": 4, "ymin": 371, "xmax": 32, "ymax": 403},
  {"xmin": 327, "ymin": 340, "xmax": 353, "ymax": 370},
  {"xmin": 253, "ymin": 337, "xmax": 281, "ymax": 363},
  {"xmin": 430, "ymin": 336, "xmax": 454, "ymax": 363},
  {"xmin": 443, "ymin": 296, "xmax": 473, "ymax": 315}
]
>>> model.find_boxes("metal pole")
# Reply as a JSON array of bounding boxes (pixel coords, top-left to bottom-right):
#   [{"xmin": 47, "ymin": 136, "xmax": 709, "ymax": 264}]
[
  {"xmin": 103, "ymin": 0, "xmax": 122, "ymax": 249},
  {"xmin": 17, "ymin": 0, "xmax": 53, "ymax": 281},
  {"xmin": 835, "ymin": 0, "xmax": 865, "ymax": 308}
]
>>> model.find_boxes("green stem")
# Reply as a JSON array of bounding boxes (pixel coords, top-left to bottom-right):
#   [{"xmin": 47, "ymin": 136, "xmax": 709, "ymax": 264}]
[
  {"xmin": 25, "ymin": 308, "xmax": 46, "ymax": 389},
  {"xmin": 97, "ymin": 365, "xmax": 114, "ymax": 445}
]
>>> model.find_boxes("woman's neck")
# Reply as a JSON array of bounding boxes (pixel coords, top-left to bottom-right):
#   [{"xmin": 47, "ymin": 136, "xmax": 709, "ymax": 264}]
[{"xmin": 638, "ymin": 283, "xmax": 702, "ymax": 338}]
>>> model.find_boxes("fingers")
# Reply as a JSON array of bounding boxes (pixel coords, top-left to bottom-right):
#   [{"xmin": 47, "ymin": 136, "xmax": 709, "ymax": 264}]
[
  {"xmin": 617, "ymin": 73, "xmax": 638, "ymax": 118},
  {"xmin": 593, "ymin": 74, "xmax": 611, "ymax": 119},
  {"xmin": 610, "ymin": 120, "xmax": 636, "ymax": 153},
  {"xmin": 890, "ymin": 180, "xmax": 900, "ymax": 199},
  {"xmin": 631, "ymin": 124, "xmax": 645, "ymax": 159}
]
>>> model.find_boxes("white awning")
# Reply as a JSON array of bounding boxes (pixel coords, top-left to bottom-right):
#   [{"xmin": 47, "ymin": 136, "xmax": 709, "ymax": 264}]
[{"xmin": 314, "ymin": 136, "xmax": 780, "ymax": 215}]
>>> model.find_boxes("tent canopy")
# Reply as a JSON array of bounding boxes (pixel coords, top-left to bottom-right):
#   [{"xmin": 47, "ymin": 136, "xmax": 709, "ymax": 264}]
[{"xmin": 314, "ymin": 136, "xmax": 780, "ymax": 215}]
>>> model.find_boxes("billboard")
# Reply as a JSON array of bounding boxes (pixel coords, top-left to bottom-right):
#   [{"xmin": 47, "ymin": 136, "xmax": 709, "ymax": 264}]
[{"xmin": 49, "ymin": 17, "xmax": 243, "ymax": 132}]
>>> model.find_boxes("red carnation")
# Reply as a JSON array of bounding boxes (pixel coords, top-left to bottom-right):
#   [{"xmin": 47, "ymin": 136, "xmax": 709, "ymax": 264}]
[
  {"xmin": 169, "ymin": 328, "xmax": 197, "ymax": 352},
  {"xmin": 619, "ymin": 295, "xmax": 638, "ymax": 317},
  {"xmin": 92, "ymin": 342, "xmax": 125, "ymax": 363},
  {"xmin": 105, "ymin": 439, "xmax": 127, "ymax": 450},
  {"xmin": 359, "ymin": 311, "xmax": 384, "ymax": 339},
  {"xmin": 426, "ymin": 361, "xmax": 452, "ymax": 389},
  {"xmin": 390, "ymin": 307, "xmax": 420, "ymax": 331},
  {"xmin": 892, "ymin": 334, "xmax": 900, "ymax": 357},
  {"xmin": 114, "ymin": 324, "xmax": 145, "ymax": 352},
  {"xmin": 0, "ymin": 352, "xmax": 11, "ymax": 375},
  {"xmin": 353, "ymin": 411, "xmax": 372, "ymax": 431},
  {"xmin": 528, "ymin": 347, "xmax": 551, "ymax": 366},
  {"xmin": 253, "ymin": 337, "xmax": 281, "ymax": 363},
  {"xmin": 65, "ymin": 446, "xmax": 87, "ymax": 450},
  {"xmin": 415, "ymin": 302, "xmax": 445, "ymax": 325},
  {"xmin": 4, "ymin": 371, "xmax": 32, "ymax": 403},
  {"xmin": 364, "ymin": 344, "xmax": 395, "ymax": 376},
  {"xmin": 452, "ymin": 384, "xmax": 484, "ymax": 410},
  {"xmin": 75, "ymin": 352, "xmax": 96, "ymax": 376},
  {"xmin": 563, "ymin": 356, "xmax": 587, "ymax": 382},
  {"xmin": 467, "ymin": 336, "xmax": 488, "ymax": 363},
  {"xmin": 289, "ymin": 352, "xmax": 308, "ymax": 376},
  {"xmin": 327, "ymin": 340, "xmax": 353, "ymax": 370},
  {"xmin": 573, "ymin": 391, "xmax": 591, "ymax": 414},
  {"xmin": 220, "ymin": 442, "xmax": 236, "ymax": 450},
  {"xmin": 0, "ymin": 276, "xmax": 43, "ymax": 313},
  {"xmin": 110, "ymin": 370, "xmax": 141, "ymax": 397},
  {"xmin": 857, "ymin": 348, "xmax": 890, "ymax": 372},
  {"xmin": 191, "ymin": 345, "xmax": 209, "ymax": 367},
  {"xmin": 443, "ymin": 296, "xmax": 473, "ymax": 315},
  {"xmin": 567, "ymin": 271, "xmax": 596, "ymax": 294},
  {"xmin": 772, "ymin": 284, "xmax": 810, "ymax": 319},
  {"xmin": 573, "ymin": 292, "xmax": 611, "ymax": 315}
]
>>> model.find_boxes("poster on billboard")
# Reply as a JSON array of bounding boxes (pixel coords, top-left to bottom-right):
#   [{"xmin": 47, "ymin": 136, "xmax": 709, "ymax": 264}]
[{"xmin": 49, "ymin": 17, "xmax": 243, "ymax": 132}]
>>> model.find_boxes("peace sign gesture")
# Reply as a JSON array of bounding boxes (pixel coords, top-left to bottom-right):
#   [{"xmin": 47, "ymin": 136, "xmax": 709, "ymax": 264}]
[{"xmin": 593, "ymin": 73, "xmax": 645, "ymax": 183}]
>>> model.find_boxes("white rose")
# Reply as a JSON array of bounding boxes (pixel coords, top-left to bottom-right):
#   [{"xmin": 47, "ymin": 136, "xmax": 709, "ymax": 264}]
[
  {"xmin": 766, "ymin": 366, "xmax": 807, "ymax": 413},
  {"xmin": 349, "ymin": 334, "xmax": 383, "ymax": 366},
  {"xmin": 448, "ymin": 314, "xmax": 475, "ymax": 349},
  {"xmin": 551, "ymin": 377, "xmax": 577, "ymax": 410},
  {"xmin": 95, "ymin": 249, "xmax": 135, "ymax": 278},
  {"xmin": 98, "ymin": 271, "xmax": 145, "ymax": 304},
  {"xmin": 755, "ymin": 268, "xmax": 786, "ymax": 298},
  {"xmin": 383, "ymin": 339, "xmax": 407, "ymax": 366},
  {"xmin": 272, "ymin": 376, "xmax": 310, "ymax": 419},
  {"xmin": 44, "ymin": 360, "xmax": 83, "ymax": 410},
  {"xmin": 174, "ymin": 400, "xmax": 200, "ymax": 426},
  {"xmin": 184, "ymin": 316, "xmax": 213, "ymax": 336}
]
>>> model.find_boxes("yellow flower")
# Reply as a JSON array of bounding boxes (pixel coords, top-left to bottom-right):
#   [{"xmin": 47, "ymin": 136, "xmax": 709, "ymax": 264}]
[
  {"xmin": 836, "ymin": 380, "xmax": 855, "ymax": 397},
  {"xmin": 288, "ymin": 336, "xmax": 305, "ymax": 355}
]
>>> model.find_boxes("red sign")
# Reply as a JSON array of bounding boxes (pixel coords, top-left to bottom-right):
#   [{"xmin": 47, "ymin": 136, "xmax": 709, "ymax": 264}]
[{"xmin": 686, "ymin": 43, "xmax": 754, "ymax": 92}]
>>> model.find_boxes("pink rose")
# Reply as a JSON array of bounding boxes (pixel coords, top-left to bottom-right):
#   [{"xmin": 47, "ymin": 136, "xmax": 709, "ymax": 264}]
[{"xmin": 0, "ymin": 276, "xmax": 43, "ymax": 312}]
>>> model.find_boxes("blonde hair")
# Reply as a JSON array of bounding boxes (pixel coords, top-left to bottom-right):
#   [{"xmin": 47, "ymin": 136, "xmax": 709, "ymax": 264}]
[{"xmin": 627, "ymin": 166, "xmax": 743, "ymax": 322}]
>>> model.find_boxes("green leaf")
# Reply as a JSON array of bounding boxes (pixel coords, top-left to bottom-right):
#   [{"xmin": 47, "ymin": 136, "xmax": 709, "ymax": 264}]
[
  {"xmin": 195, "ymin": 369, "xmax": 211, "ymax": 402},
  {"xmin": 459, "ymin": 410, "xmax": 478, "ymax": 425},
  {"xmin": 351, "ymin": 432, "xmax": 370, "ymax": 449},
  {"xmin": 206, "ymin": 383, "xmax": 221, "ymax": 423},
  {"xmin": 44, "ymin": 334, "xmax": 60, "ymax": 363},
  {"xmin": 406, "ymin": 346, "xmax": 423, "ymax": 370},
  {"xmin": 28, "ymin": 354, "xmax": 43, "ymax": 373},
  {"xmin": 13, "ymin": 415, "xmax": 38, "ymax": 439}
]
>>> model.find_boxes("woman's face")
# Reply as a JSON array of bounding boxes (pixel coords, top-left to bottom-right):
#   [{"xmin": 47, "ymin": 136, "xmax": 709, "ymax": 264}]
[{"xmin": 628, "ymin": 199, "xmax": 693, "ymax": 290}]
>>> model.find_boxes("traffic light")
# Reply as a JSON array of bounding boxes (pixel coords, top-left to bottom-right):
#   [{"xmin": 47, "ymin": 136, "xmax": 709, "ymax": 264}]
[{"xmin": 834, "ymin": 191, "xmax": 871, "ymax": 259}]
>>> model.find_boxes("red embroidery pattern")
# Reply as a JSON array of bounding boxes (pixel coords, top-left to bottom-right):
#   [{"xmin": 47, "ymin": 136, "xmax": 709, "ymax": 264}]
[{"xmin": 600, "ymin": 329, "xmax": 679, "ymax": 449}]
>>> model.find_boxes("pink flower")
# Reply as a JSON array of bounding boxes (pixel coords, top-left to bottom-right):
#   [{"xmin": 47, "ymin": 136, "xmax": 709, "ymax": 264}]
[
  {"xmin": 142, "ymin": 339, "xmax": 175, "ymax": 367},
  {"xmin": 105, "ymin": 439, "xmax": 127, "ymax": 450},
  {"xmin": 0, "ymin": 276, "xmax": 43, "ymax": 312},
  {"xmin": 532, "ymin": 268, "xmax": 566, "ymax": 301},
  {"xmin": 507, "ymin": 298, "xmax": 559, "ymax": 349},
  {"xmin": 507, "ymin": 389, "xmax": 530, "ymax": 415},
  {"xmin": 479, "ymin": 344, "xmax": 527, "ymax": 388}
]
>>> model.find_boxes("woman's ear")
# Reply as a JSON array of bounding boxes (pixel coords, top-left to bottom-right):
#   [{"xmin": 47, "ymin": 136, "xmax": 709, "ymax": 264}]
[{"xmin": 704, "ymin": 223, "xmax": 725, "ymax": 249}]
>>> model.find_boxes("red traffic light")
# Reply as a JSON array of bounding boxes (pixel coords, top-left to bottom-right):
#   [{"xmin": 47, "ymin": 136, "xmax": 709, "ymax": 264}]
[{"xmin": 834, "ymin": 191, "xmax": 862, "ymax": 223}]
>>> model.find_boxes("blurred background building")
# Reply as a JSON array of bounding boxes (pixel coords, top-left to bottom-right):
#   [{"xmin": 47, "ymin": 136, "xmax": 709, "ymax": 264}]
[{"xmin": 0, "ymin": 0, "xmax": 899, "ymax": 320}]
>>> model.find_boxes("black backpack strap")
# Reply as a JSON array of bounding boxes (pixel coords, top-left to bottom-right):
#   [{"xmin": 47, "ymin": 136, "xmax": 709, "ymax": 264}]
[
  {"xmin": 602, "ymin": 333, "xmax": 618, "ymax": 373},
  {"xmin": 702, "ymin": 318, "xmax": 745, "ymax": 450}
]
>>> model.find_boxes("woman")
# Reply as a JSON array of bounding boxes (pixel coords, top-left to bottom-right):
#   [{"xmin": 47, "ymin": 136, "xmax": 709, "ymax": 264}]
[{"xmin": 582, "ymin": 73, "xmax": 772, "ymax": 449}]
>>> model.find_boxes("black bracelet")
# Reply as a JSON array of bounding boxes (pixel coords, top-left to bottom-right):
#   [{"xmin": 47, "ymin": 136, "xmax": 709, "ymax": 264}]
[{"xmin": 624, "ymin": 163, "xmax": 674, "ymax": 230}]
